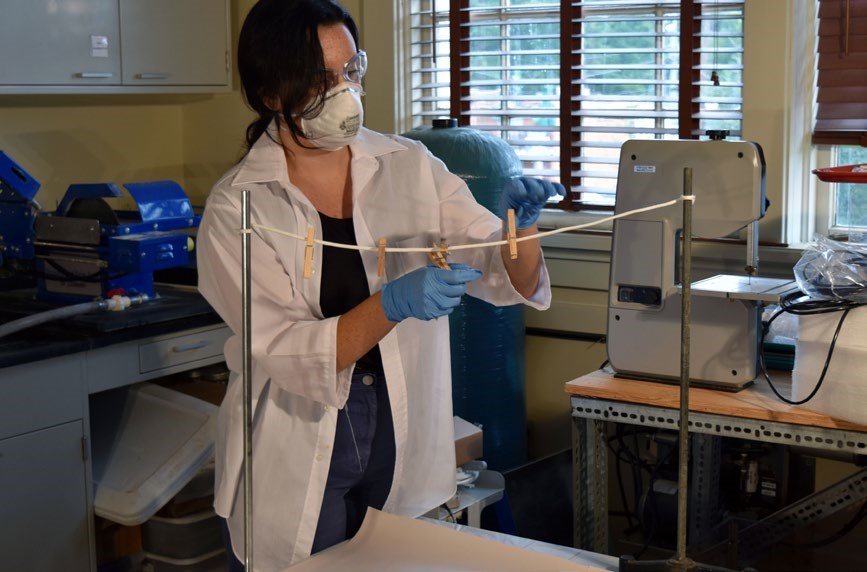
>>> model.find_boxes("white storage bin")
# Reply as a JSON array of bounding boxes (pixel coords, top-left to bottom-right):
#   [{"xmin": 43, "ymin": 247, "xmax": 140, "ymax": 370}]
[
  {"xmin": 165, "ymin": 461, "xmax": 216, "ymax": 509},
  {"xmin": 90, "ymin": 383, "xmax": 218, "ymax": 525},
  {"xmin": 792, "ymin": 307, "xmax": 867, "ymax": 425}
]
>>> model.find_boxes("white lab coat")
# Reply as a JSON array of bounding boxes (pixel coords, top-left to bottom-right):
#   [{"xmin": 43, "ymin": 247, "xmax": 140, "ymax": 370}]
[{"xmin": 196, "ymin": 125, "xmax": 552, "ymax": 571}]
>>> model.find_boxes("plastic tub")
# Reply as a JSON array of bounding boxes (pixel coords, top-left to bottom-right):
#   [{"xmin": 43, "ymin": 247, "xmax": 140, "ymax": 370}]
[
  {"xmin": 142, "ymin": 548, "xmax": 225, "ymax": 572},
  {"xmin": 90, "ymin": 383, "xmax": 218, "ymax": 526},
  {"xmin": 156, "ymin": 461, "xmax": 215, "ymax": 518},
  {"xmin": 142, "ymin": 509, "xmax": 222, "ymax": 560}
]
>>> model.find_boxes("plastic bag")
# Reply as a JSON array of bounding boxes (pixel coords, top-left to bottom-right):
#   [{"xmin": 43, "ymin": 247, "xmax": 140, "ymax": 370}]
[
  {"xmin": 762, "ymin": 305, "xmax": 799, "ymax": 342},
  {"xmin": 793, "ymin": 234, "xmax": 867, "ymax": 302}
]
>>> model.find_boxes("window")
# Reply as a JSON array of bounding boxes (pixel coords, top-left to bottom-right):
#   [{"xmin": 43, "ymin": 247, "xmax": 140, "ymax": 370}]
[
  {"xmin": 830, "ymin": 146, "xmax": 867, "ymax": 240},
  {"xmin": 813, "ymin": 0, "xmax": 867, "ymax": 242},
  {"xmin": 407, "ymin": 0, "xmax": 745, "ymax": 210}
]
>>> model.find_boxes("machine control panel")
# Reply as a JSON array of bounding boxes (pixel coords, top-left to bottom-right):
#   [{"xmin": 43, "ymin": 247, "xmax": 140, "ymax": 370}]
[{"xmin": 617, "ymin": 285, "xmax": 662, "ymax": 306}]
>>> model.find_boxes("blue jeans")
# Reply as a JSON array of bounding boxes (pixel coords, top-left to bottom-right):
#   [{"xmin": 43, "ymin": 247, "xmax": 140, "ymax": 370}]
[
  {"xmin": 311, "ymin": 371, "xmax": 395, "ymax": 552},
  {"xmin": 223, "ymin": 371, "xmax": 395, "ymax": 570}
]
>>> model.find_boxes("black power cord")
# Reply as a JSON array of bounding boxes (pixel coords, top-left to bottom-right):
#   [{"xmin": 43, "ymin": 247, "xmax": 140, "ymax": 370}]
[
  {"xmin": 607, "ymin": 426, "xmax": 665, "ymax": 536},
  {"xmin": 440, "ymin": 502, "xmax": 457, "ymax": 524},
  {"xmin": 760, "ymin": 291, "xmax": 864, "ymax": 405},
  {"xmin": 607, "ymin": 427, "xmax": 651, "ymax": 530},
  {"xmin": 635, "ymin": 438, "xmax": 679, "ymax": 559}
]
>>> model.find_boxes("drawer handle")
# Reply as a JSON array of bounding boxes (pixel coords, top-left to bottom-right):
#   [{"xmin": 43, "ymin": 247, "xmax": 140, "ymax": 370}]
[
  {"xmin": 136, "ymin": 73, "xmax": 171, "ymax": 80},
  {"xmin": 76, "ymin": 72, "xmax": 114, "ymax": 78},
  {"xmin": 172, "ymin": 340, "xmax": 210, "ymax": 353}
]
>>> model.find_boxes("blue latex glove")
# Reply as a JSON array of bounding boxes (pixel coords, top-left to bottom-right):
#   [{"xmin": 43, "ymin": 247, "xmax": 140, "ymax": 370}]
[
  {"xmin": 381, "ymin": 263, "xmax": 483, "ymax": 322},
  {"xmin": 499, "ymin": 176, "xmax": 567, "ymax": 229}
]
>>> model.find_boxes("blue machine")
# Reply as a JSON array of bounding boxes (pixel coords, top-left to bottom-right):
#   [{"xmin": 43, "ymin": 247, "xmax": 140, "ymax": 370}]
[
  {"xmin": 0, "ymin": 151, "xmax": 41, "ymax": 264},
  {"xmin": 0, "ymin": 151, "xmax": 200, "ymax": 303}
]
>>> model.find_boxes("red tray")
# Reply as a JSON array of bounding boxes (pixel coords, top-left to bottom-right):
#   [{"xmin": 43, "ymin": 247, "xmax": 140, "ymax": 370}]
[{"xmin": 812, "ymin": 164, "xmax": 867, "ymax": 184}]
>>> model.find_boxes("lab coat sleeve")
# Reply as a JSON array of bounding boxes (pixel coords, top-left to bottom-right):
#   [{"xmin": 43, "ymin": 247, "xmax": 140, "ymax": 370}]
[
  {"xmin": 197, "ymin": 193, "xmax": 351, "ymax": 408},
  {"xmin": 420, "ymin": 148, "xmax": 552, "ymax": 310}
]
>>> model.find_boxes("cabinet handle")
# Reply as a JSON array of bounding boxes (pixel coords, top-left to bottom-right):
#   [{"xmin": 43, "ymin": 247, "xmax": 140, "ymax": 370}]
[
  {"xmin": 172, "ymin": 340, "xmax": 210, "ymax": 353},
  {"xmin": 135, "ymin": 73, "xmax": 171, "ymax": 80},
  {"xmin": 76, "ymin": 72, "xmax": 114, "ymax": 79}
]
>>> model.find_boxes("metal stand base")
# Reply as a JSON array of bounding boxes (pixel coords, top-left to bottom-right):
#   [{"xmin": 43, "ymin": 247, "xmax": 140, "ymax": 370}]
[{"xmin": 618, "ymin": 555, "xmax": 756, "ymax": 572}]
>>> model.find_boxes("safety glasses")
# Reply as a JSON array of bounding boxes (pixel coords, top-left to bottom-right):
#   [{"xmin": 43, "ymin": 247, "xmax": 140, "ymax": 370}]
[
  {"xmin": 343, "ymin": 50, "xmax": 367, "ymax": 83},
  {"xmin": 322, "ymin": 50, "xmax": 367, "ymax": 87}
]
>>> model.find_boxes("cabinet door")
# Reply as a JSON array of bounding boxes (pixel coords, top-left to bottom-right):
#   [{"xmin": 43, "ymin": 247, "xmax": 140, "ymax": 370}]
[
  {"xmin": 0, "ymin": 0, "xmax": 120, "ymax": 85},
  {"xmin": 120, "ymin": 0, "xmax": 229, "ymax": 86},
  {"xmin": 0, "ymin": 422, "xmax": 91, "ymax": 572}
]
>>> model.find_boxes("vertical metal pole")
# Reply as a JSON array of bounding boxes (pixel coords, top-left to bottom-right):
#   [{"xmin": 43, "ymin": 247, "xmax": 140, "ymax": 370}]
[
  {"xmin": 241, "ymin": 190, "xmax": 254, "ymax": 571},
  {"xmin": 675, "ymin": 168, "xmax": 693, "ymax": 564}
]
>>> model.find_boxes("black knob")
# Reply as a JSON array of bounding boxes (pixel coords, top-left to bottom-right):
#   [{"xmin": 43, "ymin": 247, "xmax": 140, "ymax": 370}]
[{"xmin": 432, "ymin": 118, "xmax": 458, "ymax": 129}]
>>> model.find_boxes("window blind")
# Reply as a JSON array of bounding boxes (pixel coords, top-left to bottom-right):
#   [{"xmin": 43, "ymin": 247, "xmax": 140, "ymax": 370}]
[
  {"xmin": 813, "ymin": 0, "xmax": 867, "ymax": 146},
  {"xmin": 407, "ymin": 0, "xmax": 744, "ymax": 209}
]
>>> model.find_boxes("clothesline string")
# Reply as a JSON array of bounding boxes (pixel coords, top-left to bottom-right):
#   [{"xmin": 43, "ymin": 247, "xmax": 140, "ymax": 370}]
[{"xmin": 246, "ymin": 196, "xmax": 694, "ymax": 253}]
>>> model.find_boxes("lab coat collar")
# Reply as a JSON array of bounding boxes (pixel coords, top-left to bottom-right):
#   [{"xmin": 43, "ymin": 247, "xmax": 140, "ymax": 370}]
[
  {"xmin": 231, "ymin": 122, "xmax": 289, "ymax": 188},
  {"xmin": 231, "ymin": 123, "xmax": 406, "ymax": 188},
  {"xmin": 350, "ymin": 128, "xmax": 407, "ymax": 159}
]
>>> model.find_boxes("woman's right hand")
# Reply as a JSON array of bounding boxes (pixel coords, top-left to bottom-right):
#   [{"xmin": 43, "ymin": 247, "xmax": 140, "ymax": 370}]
[{"xmin": 380, "ymin": 263, "xmax": 483, "ymax": 322}]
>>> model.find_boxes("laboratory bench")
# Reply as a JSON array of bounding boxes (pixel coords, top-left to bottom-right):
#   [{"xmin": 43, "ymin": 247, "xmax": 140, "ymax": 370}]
[
  {"xmin": 0, "ymin": 288, "xmax": 230, "ymax": 572},
  {"xmin": 565, "ymin": 369, "xmax": 867, "ymax": 569}
]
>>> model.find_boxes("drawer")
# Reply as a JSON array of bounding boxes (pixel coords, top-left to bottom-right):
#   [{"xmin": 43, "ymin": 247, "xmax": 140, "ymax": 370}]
[{"xmin": 139, "ymin": 326, "xmax": 231, "ymax": 374}]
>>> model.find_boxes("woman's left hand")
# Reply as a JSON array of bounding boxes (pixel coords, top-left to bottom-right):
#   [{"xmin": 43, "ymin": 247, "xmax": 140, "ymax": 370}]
[{"xmin": 499, "ymin": 177, "xmax": 566, "ymax": 229}]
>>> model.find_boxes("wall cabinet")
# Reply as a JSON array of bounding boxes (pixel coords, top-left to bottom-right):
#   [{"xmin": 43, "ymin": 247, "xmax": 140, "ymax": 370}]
[
  {"xmin": 119, "ymin": 0, "xmax": 230, "ymax": 87},
  {"xmin": 0, "ymin": 0, "xmax": 230, "ymax": 93},
  {"xmin": 0, "ymin": 0, "xmax": 120, "ymax": 88}
]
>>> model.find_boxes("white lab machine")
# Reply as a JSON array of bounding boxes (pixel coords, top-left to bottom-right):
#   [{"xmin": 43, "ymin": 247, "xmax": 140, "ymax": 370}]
[{"xmin": 606, "ymin": 138, "xmax": 797, "ymax": 390}]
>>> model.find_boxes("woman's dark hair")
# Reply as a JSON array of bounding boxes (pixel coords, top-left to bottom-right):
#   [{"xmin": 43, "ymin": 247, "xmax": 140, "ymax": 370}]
[{"xmin": 238, "ymin": 0, "xmax": 359, "ymax": 152}]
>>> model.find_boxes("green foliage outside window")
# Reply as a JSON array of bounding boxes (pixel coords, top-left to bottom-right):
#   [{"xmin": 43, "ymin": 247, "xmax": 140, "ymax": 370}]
[{"xmin": 834, "ymin": 146, "xmax": 867, "ymax": 231}]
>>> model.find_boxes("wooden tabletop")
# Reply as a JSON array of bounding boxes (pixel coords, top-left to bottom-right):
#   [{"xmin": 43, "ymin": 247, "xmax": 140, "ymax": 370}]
[{"xmin": 565, "ymin": 369, "xmax": 867, "ymax": 433}]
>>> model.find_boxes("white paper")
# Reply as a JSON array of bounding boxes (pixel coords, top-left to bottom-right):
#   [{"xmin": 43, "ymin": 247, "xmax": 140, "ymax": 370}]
[{"xmin": 287, "ymin": 509, "xmax": 609, "ymax": 571}]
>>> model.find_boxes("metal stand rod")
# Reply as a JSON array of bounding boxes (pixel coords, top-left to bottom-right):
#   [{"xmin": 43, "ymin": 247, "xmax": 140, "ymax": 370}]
[
  {"xmin": 241, "ymin": 189, "xmax": 254, "ymax": 571},
  {"xmin": 675, "ymin": 168, "xmax": 693, "ymax": 564},
  {"xmin": 619, "ymin": 171, "xmax": 753, "ymax": 572}
]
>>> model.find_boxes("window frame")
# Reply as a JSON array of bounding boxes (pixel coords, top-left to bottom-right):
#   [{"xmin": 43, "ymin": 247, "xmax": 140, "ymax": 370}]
[{"xmin": 810, "ymin": 0, "xmax": 867, "ymax": 241}]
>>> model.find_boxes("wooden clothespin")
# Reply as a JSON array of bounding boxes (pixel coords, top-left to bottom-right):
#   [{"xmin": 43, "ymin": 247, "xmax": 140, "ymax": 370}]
[
  {"xmin": 377, "ymin": 238, "xmax": 387, "ymax": 277},
  {"xmin": 428, "ymin": 242, "xmax": 451, "ymax": 270},
  {"xmin": 507, "ymin": 208, "xmax": 518, "ymax": 260},
  {"xmin": 303, "ymin": 227, "xmax": 315, "ymax": 279}
]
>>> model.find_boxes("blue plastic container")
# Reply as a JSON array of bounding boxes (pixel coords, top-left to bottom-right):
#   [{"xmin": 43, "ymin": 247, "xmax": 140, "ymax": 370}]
[{"xmin": 402, "ymin": 119, "xmax": 527, "ymax": 471}]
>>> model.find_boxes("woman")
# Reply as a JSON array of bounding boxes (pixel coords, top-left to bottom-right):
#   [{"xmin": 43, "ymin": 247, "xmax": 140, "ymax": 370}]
[{"xmin": 197, "ymin": 0, "xmax": 564, "ymax": 570}]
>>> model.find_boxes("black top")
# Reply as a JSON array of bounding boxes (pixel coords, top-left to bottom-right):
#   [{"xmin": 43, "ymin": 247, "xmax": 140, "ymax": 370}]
[{"xmin": 318, "ymin": 212, "xmax": 384, "ymax": 374}]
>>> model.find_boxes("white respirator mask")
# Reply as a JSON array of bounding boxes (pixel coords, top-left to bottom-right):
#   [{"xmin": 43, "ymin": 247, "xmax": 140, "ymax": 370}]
[{"xmin": 300, "ymin": 83, "xmax": 364, "ymax": 151}]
